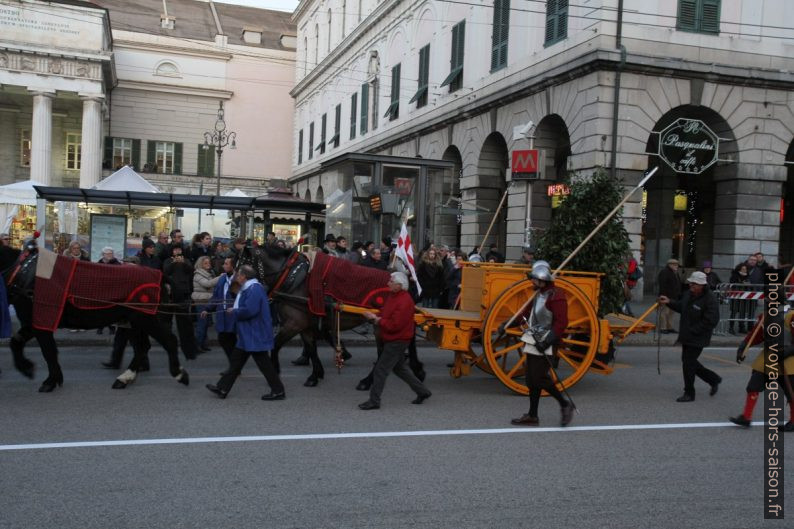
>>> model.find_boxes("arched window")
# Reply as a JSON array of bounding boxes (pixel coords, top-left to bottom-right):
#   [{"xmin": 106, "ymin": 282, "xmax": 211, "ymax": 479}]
[
  {"xmin": 327, "ymin": 9, "xmax": 332, "ymax": 52},
  {"xmin": 154, "ymin": 60, "xmax": 180, "ymax": 78},
  {"xmin": 315, "ymin": 23, "xmax": 319, "ymax": 65},
  {"xmin": 341, "ymin": 0, "xmax": 346, "ymax": 38}
]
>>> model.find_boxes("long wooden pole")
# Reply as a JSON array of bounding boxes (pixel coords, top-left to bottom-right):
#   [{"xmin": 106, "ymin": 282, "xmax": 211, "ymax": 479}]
[
  {"xmin": 500, "ymin": 167, "xmax": 659, "ymax": 332},
  {"xmin": 477, "ymin": 181, "xmax": 513, "ymax": 258}
]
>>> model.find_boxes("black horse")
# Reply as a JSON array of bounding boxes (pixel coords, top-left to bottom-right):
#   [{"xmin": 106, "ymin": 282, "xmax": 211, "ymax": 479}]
[
  {"xmin": 241, "ymin": 245, "xmax": 425, "ymax": 388},
  {"xmin": 5, "ymin": 249, "xmax": 189, "ymax": 392}
]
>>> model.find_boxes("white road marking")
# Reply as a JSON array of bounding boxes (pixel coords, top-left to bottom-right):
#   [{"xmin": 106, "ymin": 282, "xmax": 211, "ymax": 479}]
[{"xmin": 0, "ymin": 421, "xmax": 765, "ymax": 451}]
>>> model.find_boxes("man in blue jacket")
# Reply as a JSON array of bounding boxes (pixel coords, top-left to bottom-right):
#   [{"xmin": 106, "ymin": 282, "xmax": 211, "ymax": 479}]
[
  {"xmin": 201, "ymin": 257, "xmax": 237, "ymax": 373},
  {"xmin": 205, "ymin": 264, "xmax": 285, "ymax": 400}
]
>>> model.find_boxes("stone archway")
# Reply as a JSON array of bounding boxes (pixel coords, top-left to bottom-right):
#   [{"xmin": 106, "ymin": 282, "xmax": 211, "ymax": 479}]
[
  {"xmin": 532, "ymin": 114, "xmax": 571, "ymax": 235},
  {"xmin": 466, "ymin": 132, "xmax": 508, "ymax": 255},
  {"xmin": 781, "ymin": 141, "xmax": 794, "ymax": 264},
  {"xmin": 644, "ymin": 105, "xmax": 738, "ymax": 286}
]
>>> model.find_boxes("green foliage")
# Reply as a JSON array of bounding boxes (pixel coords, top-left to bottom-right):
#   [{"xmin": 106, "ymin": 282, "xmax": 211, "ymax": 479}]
[{"xmin": 536, "ymin": 168, "xmax": 630, "ymax": 316}]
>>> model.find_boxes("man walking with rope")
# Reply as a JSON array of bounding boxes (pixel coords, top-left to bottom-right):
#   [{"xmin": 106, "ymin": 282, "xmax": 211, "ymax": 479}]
[{"xmin": 511, "ymin": 261, "xmax": 574, "ymax": 427}]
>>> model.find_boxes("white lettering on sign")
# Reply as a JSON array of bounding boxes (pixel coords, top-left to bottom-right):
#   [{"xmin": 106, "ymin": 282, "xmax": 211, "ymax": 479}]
[{"xmin": 661, "ymin": 134, "xmax": 715, "ymax": 152}]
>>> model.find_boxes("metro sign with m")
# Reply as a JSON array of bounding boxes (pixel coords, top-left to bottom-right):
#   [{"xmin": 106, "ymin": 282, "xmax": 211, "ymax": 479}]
[{"xmin": 511, "ymin": 149, "xmax": 539, "ymax": 180}]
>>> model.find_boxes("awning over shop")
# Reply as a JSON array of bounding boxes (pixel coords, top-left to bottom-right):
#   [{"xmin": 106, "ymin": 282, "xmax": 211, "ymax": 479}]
[
  {"xmin": 93, "ymin": 166, "xmax": 160, "ymax": 193},
  {"xmin": 33, "ymin": 186, "xmax": 326, "ymax": 213}
]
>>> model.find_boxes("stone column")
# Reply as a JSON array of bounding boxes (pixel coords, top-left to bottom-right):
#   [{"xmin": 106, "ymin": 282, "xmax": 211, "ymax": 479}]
[
  {"xmin": 29, "ymin": 90, "xmax": 55, "ymax": 185},
  {"xmin": 79, "ymin": 95, "xmax": 104, "ymax": 188}
]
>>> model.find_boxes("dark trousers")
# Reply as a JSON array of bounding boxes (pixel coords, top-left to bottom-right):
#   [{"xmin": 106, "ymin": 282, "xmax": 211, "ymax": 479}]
[
  {"xmin": 159, "ymin": 301, "xmax": 198, "ymax": 359},
  {"xmin": 681, "ymin": 345, "xmax": 720, "ymax": 396},
  {"xmin": 217, "ymin": 331, "xmax": 237, "ymax": 364},
  {"xmin": 217, "ymin": 348, "xmax": 284, "ymax": 395},
  {"xmin": 369, "ymin": 340, "xmax": 429, "ymax": 405},
  {"xmin": 747, "ymin": 370, "xmax": 794, "ymax": 400},
  {"xmin": 525, "ymin": 354, "xmax": 568, "ymax": 417},
  {"xmin": 108, "ymin": 327, "xmax": 151, "ymax": 369}
]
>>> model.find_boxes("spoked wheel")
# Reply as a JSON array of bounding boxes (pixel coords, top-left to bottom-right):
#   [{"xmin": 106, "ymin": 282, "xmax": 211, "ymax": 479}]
[{"xmin": 482, "ymin": 278, "xmax": 600, "ymax": 395}]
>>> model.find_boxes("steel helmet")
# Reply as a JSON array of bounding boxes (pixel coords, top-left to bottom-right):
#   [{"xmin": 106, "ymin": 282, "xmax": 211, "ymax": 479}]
[{"xmin": 530, "ymin": 263, "xmax": 553, "ymax": 282}]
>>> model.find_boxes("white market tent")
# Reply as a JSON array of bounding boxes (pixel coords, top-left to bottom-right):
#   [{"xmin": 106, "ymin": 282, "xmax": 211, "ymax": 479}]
[
  {"xmin": 0, "ymin": 179, "xmax": 44, "ymax": 233},
  {"xmin": 93, "ymin": 165, "xmax": 160, "ymax": 193}
]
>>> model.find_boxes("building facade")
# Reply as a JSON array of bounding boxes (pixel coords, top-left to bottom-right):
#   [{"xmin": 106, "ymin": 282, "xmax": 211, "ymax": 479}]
[
  {"xmin": 1, "ymin": 0, "xmax": 297, "ymax": 196},
  {"xmin": 290, "ymin": 0, "xmax": 794, "ymax": 285}
]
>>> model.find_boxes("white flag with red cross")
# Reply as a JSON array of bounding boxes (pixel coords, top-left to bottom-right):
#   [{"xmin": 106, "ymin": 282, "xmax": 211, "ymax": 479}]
[{"xmin": 396, "ymin": 223, "xmax": 421, "ymax": 296}]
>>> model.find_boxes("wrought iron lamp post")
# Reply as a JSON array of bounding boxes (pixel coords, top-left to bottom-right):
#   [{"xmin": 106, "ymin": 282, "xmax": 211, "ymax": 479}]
[{"xmin": 203, "ymin": 101, "xmax": 237, "ymax": 196}]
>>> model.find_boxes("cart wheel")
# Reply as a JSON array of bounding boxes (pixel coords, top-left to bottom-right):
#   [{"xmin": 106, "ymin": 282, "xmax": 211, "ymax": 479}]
[{"xmin": 482, "ymin": 278, "xmax": 600, "ymax": 395}]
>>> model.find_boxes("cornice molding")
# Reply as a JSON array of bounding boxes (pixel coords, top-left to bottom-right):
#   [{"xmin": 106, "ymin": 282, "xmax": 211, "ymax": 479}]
[{"xmin": 115, "ymin": 80, "xmax": 233, "ymax": 99}]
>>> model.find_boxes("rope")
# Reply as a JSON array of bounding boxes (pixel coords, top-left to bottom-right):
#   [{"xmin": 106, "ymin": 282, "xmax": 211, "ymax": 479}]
[{"xmin": 334, "ymin": 309, "xmax": 344, "ymax": 373}]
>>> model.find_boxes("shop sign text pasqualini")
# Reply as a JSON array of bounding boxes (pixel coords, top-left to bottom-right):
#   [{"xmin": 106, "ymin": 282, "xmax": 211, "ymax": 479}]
[{"xmin": 658, "ymin": 118, "xmax": 719, "ymax": 175}]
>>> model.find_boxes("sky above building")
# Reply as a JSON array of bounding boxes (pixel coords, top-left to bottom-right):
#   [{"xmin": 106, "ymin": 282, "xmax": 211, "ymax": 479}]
[{"xmin": 214, "ymin": 0, "xmax": 299, "ymax": 13}]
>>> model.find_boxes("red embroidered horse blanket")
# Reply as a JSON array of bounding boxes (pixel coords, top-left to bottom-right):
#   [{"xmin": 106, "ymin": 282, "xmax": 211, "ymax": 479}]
[
  {"xmin": 33, "ymin": 250, "xmax": 162, "ymax": 331},
  {"xmin": 307, "ymin": 252, "xmax": 390, "ymax": 316}
]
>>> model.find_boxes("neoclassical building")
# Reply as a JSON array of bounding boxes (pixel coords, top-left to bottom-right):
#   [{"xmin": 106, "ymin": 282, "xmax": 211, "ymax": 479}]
[
  {"xmin": 1, "ymin": 0, "xmax": 297, "ymax": 195},
  {"xmin": 289, "ymin": 0, "xmax": 794, "ymax": 285}
]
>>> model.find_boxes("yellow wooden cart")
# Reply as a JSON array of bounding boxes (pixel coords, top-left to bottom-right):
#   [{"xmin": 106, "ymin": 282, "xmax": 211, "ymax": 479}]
[{"xmin": 413, "ymin": 262, "xmax": 652, "ymax": 394}]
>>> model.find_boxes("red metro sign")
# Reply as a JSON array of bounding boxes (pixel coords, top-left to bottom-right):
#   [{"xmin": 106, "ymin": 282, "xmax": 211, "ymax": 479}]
[{"xmin": 511, "ymin": 149, "xmax": 539, "ymax": 180}]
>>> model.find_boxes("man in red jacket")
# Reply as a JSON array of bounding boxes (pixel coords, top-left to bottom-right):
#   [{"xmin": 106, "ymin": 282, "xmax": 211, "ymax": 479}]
[{"xmin": 359, "ymin": 272, "xmax": 431, "ymax": 410}]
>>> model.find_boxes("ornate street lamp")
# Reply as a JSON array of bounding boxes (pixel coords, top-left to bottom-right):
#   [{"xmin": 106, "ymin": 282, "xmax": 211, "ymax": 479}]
[{"xmin": 203, "ymin": 101, "xmax": 237, "ymax": 196}]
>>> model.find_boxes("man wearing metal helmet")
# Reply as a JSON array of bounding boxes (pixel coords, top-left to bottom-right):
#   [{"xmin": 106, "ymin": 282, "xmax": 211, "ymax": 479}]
[
  {"xmin": 658, "ymin": 270, "xmax": 721, "ymax": 402},
  {"xmin": 511, "ymin": 261, "xmax": 574, "ymax": 427}
]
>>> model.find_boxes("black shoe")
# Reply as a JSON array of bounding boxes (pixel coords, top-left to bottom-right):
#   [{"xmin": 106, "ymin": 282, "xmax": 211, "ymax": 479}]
[
  {"xmin": 206, "ymin": 384, "xmax": 228, "ymax": 399},
  {"xmin": 199, "ymin": 346, "xmax": 211, "ymax": 353},
  {"xmin": 729, "ymin": 415, "xmax": 751, "ymax": 428},
  {"xmin": 342, "ymin": 351, "xmax": 352, "ymax": 361},
  {"xmin": 560, "ymin": 403, "xmax": 574, "ymax": 427},
  {"xmin": 783, "ymin": 421, "xmax": 794, "ymax": 432},
  {"xmin": 412, "ymin": 392, "xmax": 432, "ymax": 405},
  {"xmin": 510, "ymin": 414, "xmax": 539, "ymax": 426},
  {"xmin": 101, "ymin": 361, "xmax": 120, "ymax": 369},
  {"xmin": 676, "ymin": 393, "xmax": 695, "ymax": 402},
  {"xmin": 710, "ymin": 378, "xmax": 722, "ymax": 396},
  {"xmin": 358, "ymin": 400, "xmax": 380, "ymax": 410},
  {"xmin": 291, "ymin": 355, "xmax": 310, "ymax": 366},
  {"xmin": 261, "ymin": 391, "xmax": 286, "ymax": 401}
]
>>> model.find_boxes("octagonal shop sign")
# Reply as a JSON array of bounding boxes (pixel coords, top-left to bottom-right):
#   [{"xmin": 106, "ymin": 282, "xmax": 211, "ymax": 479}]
[{"xmin": 658, "ymin": 118, "xmax": 719, "ymax": 175}]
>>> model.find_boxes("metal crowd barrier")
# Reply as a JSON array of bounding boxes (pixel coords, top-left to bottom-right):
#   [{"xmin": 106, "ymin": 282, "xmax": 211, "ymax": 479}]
[{"xmin": 712, "ymin": 283, "xmax": 794, "ymax": 336}]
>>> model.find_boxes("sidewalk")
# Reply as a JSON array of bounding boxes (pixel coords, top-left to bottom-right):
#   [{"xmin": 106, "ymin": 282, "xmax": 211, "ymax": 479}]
[{"xmin": 1, "ymin": 294, "xmax": 744, "ymax": 348}]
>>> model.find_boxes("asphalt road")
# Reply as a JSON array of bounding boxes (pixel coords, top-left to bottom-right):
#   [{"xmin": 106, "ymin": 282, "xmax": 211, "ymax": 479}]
[{"xmin": 0, "ymin": 341, "xmax": 792, "ymax": 529}]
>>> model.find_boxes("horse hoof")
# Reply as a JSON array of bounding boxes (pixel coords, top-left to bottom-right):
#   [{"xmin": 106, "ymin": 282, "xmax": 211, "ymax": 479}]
[
  {"xmin": 38, "ymin": 376, "xmax": 63, "ymax": 393},
  {"xmin": 112, "ymin": 380, "xmax": 127, "ymax": 389},
  {"xmin": 304, "ymin": 378, "xmax": 319, "ymax": 387},
  {"xmin": 177, "ymin": 370, "xmax": 190, "ymax": 386},
  {"xmin": 14, "ymin": 360, "xmax": 35, "ymax": 379},
  {"xmin": 355, "ymin": 381, "xmax": 371, "ymax": 391}
]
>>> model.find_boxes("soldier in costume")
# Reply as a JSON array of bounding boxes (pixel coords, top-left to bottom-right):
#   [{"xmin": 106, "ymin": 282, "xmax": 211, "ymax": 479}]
[
  {"xmin": 511, "ymin": 261, "xmax": 574, "ymax": 427},
  {"xmin": 729, "ymin": 309, "xmax": 794, "ymax": 431}
]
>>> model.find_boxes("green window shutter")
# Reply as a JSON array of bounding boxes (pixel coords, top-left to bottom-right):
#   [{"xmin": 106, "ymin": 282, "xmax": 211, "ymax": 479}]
[
  {"xmin": 360, "ymin": 83, "xmax": 369, "ymax": 135},
  {"xmin": 131, "ymin": 139, "xmax": 141, "ymax": 171},
  {"xmin": 146, "ymin": 140, "xmax": 156, "ymax": 170},
  {"xmin": 350, "ymin": 93, "xmax": 357, "ymax": 139},
  {"xmin": 545, "ymin": 0, "xmax": 557, "ymax": 43},
  {"xmin": 700, "ymin": 0, "xmax": 720, "ymax": 33},
  {"xmin": 197, "ymin": 144, "xmax": 215, "ymax": 177},
  {"xmin": 677, "ymin": 0, "xmax": 698, "ymax": 31},
  {"xmin": 387, "ymin": 63, "xmax": 400, "ymax": 120},
  {"xmin": 454, "ymin": 21, "xmax": 465, "ymax": 90},
  {"xmin": 298, "ymin": 129, "xmax": 304, "ymax": 164},
  {"xmin": 103, "ymin": 136, "xmax": 113, "ymax": 169},
  {"xmin": 411, "ymin": 45, "xmax": 430, "ymax": 107},
  {"xmin": 319, "ymin": 113, "xmax": 326, "ymax": 154},
  {"xmin": 450, "ymin": 23, "xmax": 459, "ymax": 72},
  {"xmin": 308, "ymin": 122, "xmax": 314, "ymax": 159},
  {"xmin": 557, "ymin": 0, "xmax": 568, "ymax": 41},
  {"xmin": 332, "ymin": 104, "xmax": 341, "ymax": 147},
  {"xmin": 173, "ymin": 142, "xmax": 182, "ymax": 175},
  {"xmin": 491, "ymin": 0, "xmax": 509, "ymax": 71}
]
